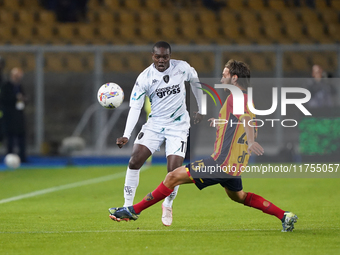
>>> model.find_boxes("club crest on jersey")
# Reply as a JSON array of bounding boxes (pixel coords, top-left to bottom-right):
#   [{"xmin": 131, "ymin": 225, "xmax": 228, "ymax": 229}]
[{"xmin": 163, "ymin": 75, "xmax": 169, "ymax": 83}]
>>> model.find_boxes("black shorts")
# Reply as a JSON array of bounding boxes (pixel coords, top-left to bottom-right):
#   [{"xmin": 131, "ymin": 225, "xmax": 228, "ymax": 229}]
[{"xmin": 185, "ymin": 157, "xmax": 243, "ymax": 192}]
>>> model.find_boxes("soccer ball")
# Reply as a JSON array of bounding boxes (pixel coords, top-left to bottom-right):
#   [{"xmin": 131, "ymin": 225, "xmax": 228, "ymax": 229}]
[
  {"xmin": 97, "ymin": 83, "xmax": 124, "ymax": 109},
  {"xmin": 4, "ymin": 154, "xmax": 21, "ymax": 169}
]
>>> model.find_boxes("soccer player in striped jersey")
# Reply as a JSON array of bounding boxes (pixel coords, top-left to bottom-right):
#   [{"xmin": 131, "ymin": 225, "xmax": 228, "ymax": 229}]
[
  {"xmin": 115, "ymin": 41, "xmax": 203, "ymax": 226},
  {"xmin": 109, "ymin": 59, "xmax": 298, "ymax": 232}
]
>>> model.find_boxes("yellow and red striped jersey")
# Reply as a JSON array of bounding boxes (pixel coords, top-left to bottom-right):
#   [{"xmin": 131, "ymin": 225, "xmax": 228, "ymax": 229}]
[{"xmin": 211, "ymin": 90, "xmax": 256, "ymax": 176}]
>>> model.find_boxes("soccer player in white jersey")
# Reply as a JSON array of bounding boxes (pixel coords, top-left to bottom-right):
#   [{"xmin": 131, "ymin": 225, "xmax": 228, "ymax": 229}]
[{"xmin": 114, "ymin": 41, "xmax": 203, "ymax": 226}]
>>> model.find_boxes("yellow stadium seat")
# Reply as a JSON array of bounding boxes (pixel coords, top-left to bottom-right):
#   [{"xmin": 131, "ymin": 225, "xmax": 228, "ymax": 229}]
[
  {"xmin": 0, "ymin": 10, "xmax": 15, "ymax": 24},
  {"xmin": 180, "ymin": 24, "xmax": 200, "ymax": 43},
  {"xmin": 159, "ymin": 24, "xmax": 180, "ymax": 44},
  {"xmin": 187, "ymin": 53, "xmax": 208, "ymax": 73},
  {"xmin": 240, "ymin": 10, "xmax": 261, "ymax": 25},
  {"xmin": 124, "ymin": 0, "xmax": 143, "ymax": 10},
  {"xmin": 265, "ymin": 23, "xmax": 292, "ymax": 44},
  {"xmin": 227, "ymin": 0, "xmax": 246, "ymax": 10},
  {"xmin": 247, "ymin": 53, "xmax": 272, "ymax": 72},
  {"xmin": 104, "ymin": 53, "xmax": 127, "ymax": 72},
  {"xmin": 284, "ymin": 22, "xmax": 308, "ymax": 43},
  {"xmin": 219, "ymin": 10, "xmax": 238, "ymax": 25},
  {"xmin": 328, "ymin": 23, "xmax": 340, "ymax": 42},
  {"xmin": 243, "ymin": 24, "xmax": 272, "ymax": 44},
  {"xmin": 268, "ymin": 0, "xmax": 288, "ymax": 10},
  {"xmin": 177, "ymin": 10, "xmax": 197, "ymax": 24},
  {"xmin": 201, "ymin": 24, "xmax": 220, "ymax": 40},
  {"xmin": 138, "ymin": 10, "xmax": 156, "ymax": 24},
  {"xmin": 332, "ymin": 0, "xmax": 340, "ymax": 10},
  {"xmin": 35, "ymin": 25, "xmax": 56, "ymax": 43},
  {"xmin": 38, "ymin": 11, "xmax": 56, "ymax": 24},
  {"xmin": 315, "ymin": 0, "xmax": 331, "ymax": 9},
  {"xmin": 97, "ymin": 25, "xmax": 116, "ymax": 41},
  {"xmin": 104, "ymin": 0, "xmax": 120, "ymax": 9},
  {"xmin": 126, "ymin": 53, "xmax": 147, "ymax": 72},
  {"xmin": 221, "ymin": 24, "xmax": 241, "ymax": 41},
  {"xmin": 57, "ymin": 24, "xmax": 77, "ymax": 42},
  {"xmin": 279, "ymin": 10, "xmax": 299, "ymax": 24},
  {"xmin": 21, "ymin": 0, "xmax": 41, "ymax": 10},
  {"xmin": 139, "ymin": 25, "xmax": 161, "ymax": 43},
  {"xmin": 247, "ymin": 0, "xmax": 266, "ymax": 10},
  {"xmin": 319, "ymin": 9, "xmax": 339, "ymax": 23},
  {"xmin": 0, "ymin": 26, "xmax": 13, "ymax": 43},
  {"xmin": 11, "ymin": 26, "xmax": 36, "ymax": 44},
  {"xmin": 306, "ymin": 23, "xmax": 332, "ymax": 43},
  {"xmin": 283, "ymin": 52, "xmax": 310, "ymax": 72},
  {"xmin": 298, "ymin": 9, "xmax": 320, "ymax": 24},
  {"xmin": 16, "ymin": 10, "xmax": 36, "ymax": 24},
  {"xmin": 259, "ymin": 10, "xmax": 280, "ymax": 24},
  {"xmin": 21, "ymin": 53, "xmax": 35, "ymax": 72},
  {"xmin": 77, "ymin": 24, "xmax": 96, "ymax": 43},
  {"xmin": 4, "ymin": 54, "xmax": 23, "ymax": 70},
  {"xmin": 2, "ymin": 0, "xmax": 20, "ymax": 10},
  {"xmin": 66, "ymin": 54, "xmax": 85, "ymax": 72},
  {"xmin": 157, "ymin": 11, "xmax": 178, "ymax": 24},
  {"xmin": 98, "ymin": 11, "xmax": 115, "ymax": 24},
  {"xmin": 144, "ymin": 0, "xmax": 162, "ymax": 10},
  {"xmin": 117, "ymin": 24, "xmax": 138, "ymax": 43},
  {"xmin": 118, "ymin": 10, "xmax": 137, "ymax": 25},
  {"xmin": 197, "ymin": 9, "xmax": 218, "ymax": 25},
  {"xmin": 44, "ymin": 53, "xmax": 66, "ymax": 72},
  {"xmin": 88, "ymin": 0, "xmax": 100, "ymax": 9}
]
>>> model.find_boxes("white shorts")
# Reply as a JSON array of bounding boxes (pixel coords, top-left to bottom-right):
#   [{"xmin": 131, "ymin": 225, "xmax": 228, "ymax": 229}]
[{"xmin": 134, "ymin": 125, "xmax": 189, "ymax": 158}]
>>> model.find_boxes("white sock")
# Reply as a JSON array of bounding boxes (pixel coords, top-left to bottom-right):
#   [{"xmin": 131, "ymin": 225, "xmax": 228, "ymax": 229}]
[
  {"xmin": 123, "ymin": 168, "xmax": 140, "ymax": 207},
  {"xmin": 162, "ymin": 185, "xmax": 179, "ymax": 208}
]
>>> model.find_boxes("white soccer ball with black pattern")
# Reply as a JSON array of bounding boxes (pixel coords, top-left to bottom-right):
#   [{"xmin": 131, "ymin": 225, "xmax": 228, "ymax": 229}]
[{"xmin": 97, "ymin": 83, "xmax": 124, "ymax": 109}]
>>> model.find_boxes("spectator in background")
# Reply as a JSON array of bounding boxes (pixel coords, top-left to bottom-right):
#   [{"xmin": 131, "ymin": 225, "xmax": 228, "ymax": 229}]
[
  {"xmin": 0, "ymin": 68, "xmax": 27, "ymax": 162},
  {"xmin": 306, "ymin": 64, "xmax": 336, "ymax": 108}
]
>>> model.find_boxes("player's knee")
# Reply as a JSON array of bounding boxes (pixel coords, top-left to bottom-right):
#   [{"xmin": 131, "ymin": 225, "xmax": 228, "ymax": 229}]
[
  {"xmin": 225, "ymin": 188, "xmax": 247, "ymax": 203},
  {"xmin": 128, "ymin": 156, "xmax": 143, "ymax": 169},
  {"xmin": 164, "ymin": 171, "xmax": 179, "ymax": 188}
]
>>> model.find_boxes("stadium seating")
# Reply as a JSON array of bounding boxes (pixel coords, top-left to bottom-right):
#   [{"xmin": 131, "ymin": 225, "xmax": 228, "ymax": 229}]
[
  {"xmin": 0, "ymin": 0, "xmax": 339, "ymax": 73},
  {"xmin": 0, "ymin": 0, "xmax": 338, "ymax": 47}
]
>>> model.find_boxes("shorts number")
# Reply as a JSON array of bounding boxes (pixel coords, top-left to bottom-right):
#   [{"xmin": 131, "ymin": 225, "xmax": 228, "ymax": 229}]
[{"xmin": 181, "ymin": 141, "xmax": 186, "ymax": 153}]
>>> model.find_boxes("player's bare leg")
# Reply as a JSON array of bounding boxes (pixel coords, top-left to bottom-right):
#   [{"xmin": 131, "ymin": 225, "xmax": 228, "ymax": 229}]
[
  {"xmin": 110, "ymin": 166, "xmax": 192, "ymax": 222},
  {"xmin": 161, "ymin": 155, "xmax": 184, "ymax": 226},
  {"xmin": 123, "ymin": 144, "xmax": 152, "ymax": 207},
  {"xmin": 224, "ymin": 188, "xmax": 298, "ymax": 232}
]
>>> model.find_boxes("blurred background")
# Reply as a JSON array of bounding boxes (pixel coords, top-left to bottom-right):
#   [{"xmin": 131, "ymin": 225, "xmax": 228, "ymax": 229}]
[{"xmin": 0, "ymin": 0, "xmax": 339, "ymax": 165}]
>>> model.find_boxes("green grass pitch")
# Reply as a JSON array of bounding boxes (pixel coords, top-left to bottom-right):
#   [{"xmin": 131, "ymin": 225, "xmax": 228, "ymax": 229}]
[{"xmin": 0, "ymin": 164, "xmax": 339, "ymax": 255}]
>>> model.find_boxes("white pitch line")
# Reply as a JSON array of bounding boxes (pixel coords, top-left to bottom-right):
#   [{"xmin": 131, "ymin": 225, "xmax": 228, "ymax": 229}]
[{"xmin": 0, "ymin": 167, "xmax": 148, "ymax": 205}]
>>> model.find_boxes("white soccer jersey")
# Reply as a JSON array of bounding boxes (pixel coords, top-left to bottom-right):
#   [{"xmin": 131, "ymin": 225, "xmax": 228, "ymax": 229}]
[{"xmin": 129, "ymin": 59, "xmax": 201, "ymax": 129}]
